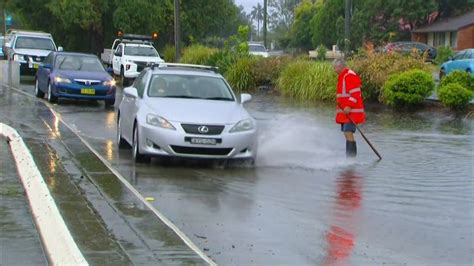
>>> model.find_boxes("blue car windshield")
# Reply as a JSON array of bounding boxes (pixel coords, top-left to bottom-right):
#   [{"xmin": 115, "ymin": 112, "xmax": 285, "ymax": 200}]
[
  {"xmin": 15, "ymin": 37, "xmax": 55, "ymax": 51},
  {"xmin": 55, "ymin": 55, "xmax": 105, "ymax": 71},
  {"xmin": 148, "ymin": 74, "xmax": 234, "ymax": 101}
]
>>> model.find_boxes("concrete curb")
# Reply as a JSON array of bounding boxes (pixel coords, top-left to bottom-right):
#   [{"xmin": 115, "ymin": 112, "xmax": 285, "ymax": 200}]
[{"xmin": 0, "ymin": 123, "xmax": 88, "ymax": 266}]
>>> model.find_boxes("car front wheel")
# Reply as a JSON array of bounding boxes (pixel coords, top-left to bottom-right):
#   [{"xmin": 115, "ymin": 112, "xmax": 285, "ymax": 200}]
[
  {"xmin": 35, "ymin": 79, "xmax": 45, "ymax": 98},
  {"xmin": 117, "ymin": 115, "xmax": 128, "ymax": 149},
  {"xmin": 47, "ymin": 82, "xmax": 58, "ymax": 103},
  {"xmin": 133, "ymin": 125, "xmax": 150, "ymax": 163}
]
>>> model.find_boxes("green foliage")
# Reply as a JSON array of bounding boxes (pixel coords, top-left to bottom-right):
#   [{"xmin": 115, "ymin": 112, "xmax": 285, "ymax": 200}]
[
  {"xmin": 349, "ymin": 50, "xmax": 428, "ymax": 101},
  {"xmin": 440, "ymin": 70, "xmax": 474, "ymax": 91},
  {"xmin": 163, "ymin": 45, "xmax": 175, "ymax": 63},
  {"xmin": 277, "ymin": 60, "xmax": 336, "ymax": 101},
  {"xmin": 381, "ymin": 69, "xmax": 435, "ymax": 108},
  {"xmin": 206, "ymin": 51, "xmax": 240, "ymax": 74},
  {"xmin": 224, "ymin": 57, "xmax": 257, "ymax": 91},
  {"xmin": 252, "ymin": 56, "xmax": 293, "ymax": 87},
  {"xmin": 179, "ymin": 45, "xmax": 218, "ymax": 65},
  {"xmin": 311, "ymin": 0, "xmax": 344, "ymax": 49},
  {"xmin": 315, "ymin": 45, "xmax": 327, "ymax": 61},
  {"xmin": 435, "ymin": 46, "xmax": 455, "ymax": 65},
  {"xmin": 438, "ymin": 83, "xmax": 473, "ymax": 110},
  {"xmin": 289, "ymin": 0, "xmax": 316, "ymax": 50}
]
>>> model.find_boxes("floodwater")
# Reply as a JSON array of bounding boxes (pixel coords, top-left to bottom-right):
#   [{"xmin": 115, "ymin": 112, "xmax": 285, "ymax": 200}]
[{"xmin": 4, "ymin": 80, "xmax": 474, "ymax": 265}]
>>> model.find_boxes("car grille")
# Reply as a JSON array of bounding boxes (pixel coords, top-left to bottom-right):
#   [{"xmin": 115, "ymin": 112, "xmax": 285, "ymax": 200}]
[
  {"xmin": 170, "ymin": 145, "xmax": 232, "ymax": 156},
  {"xmin": 181, "ymin": 124, "xmax": 225, "ymax": 135},
  {"xmin": 74, "ymin": 79, "xmax": 102, "ymax": 86},
  {"xmin": 135, "ymin": 61, "xmax": 149, "ymax": 72},
  {"xmin": 28, "ymin": 56, "xmax": 45, "ymax": 62}
]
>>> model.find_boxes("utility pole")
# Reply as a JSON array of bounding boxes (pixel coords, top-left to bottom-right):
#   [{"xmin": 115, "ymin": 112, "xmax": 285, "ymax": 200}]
[
  {"xmin": 174, "ymin": 0, "xmax": 180, "ymax": 62},
  {"xmin": 263, "ymin": 0, "xmax": 267, "ymax": 48},
  {"xmin": 344, "ymin": 0, "xmax": 351, "ymax": 57}
]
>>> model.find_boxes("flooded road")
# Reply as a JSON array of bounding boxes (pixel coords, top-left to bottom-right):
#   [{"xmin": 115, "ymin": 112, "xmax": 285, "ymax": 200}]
[{"xmin": 4, "ymin": 79, "xmax": 474, "ymax": 265}]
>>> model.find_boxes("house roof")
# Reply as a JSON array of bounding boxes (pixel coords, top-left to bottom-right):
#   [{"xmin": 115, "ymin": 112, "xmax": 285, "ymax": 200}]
[{"xmin": 413, "ymin": 10, "xmax": 474, "ymax": 33}]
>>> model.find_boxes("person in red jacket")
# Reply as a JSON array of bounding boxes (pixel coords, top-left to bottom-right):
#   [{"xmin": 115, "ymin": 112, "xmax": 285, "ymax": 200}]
[{"xmin": 333, "ymin": 59, "xmax": 365, "ymax": 157}]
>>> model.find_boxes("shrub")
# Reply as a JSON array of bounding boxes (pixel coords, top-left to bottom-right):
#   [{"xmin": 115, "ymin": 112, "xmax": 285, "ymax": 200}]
[
  {"xmin": 206, "ymin": 51, "xmax": 240, "ymax": 74},
  {"xmin": 277, "ymin": 60, "xmax": 336, "ymax": 101},
  {"xmin": 163, "ymin": 45, "xmax": 175, "ymax": 63},
  {"xmin": 315, "ymin": 44, "xmax": 327, "ymax": 61},
  {"xmin": 435, "ymin": 46, "xmax": 454, "ymax": 65},
  {"xmin": 252, "ymin": 56, "xmax": 292, "ymax": 87},
  {"xmin": 438, "ymin": 83, "xmax": 473, "ymax": 110},
  {"xmin": 224, "ymin": 57, "xmax": 257, "ymax": 91},
  {"xmin": 381, "ymin": 69, "xmax": 435, "ymax": 108},
  {"xmin": 349, "ymin": 51, "xmax": 428, "ymax": 101},
  {"xmin": 440, "ymin": 70, "xmax": 474, "ymax": 91},
  {"xmin": 179, "ymin": 44, "xmax": 218, "ymax": 65}
]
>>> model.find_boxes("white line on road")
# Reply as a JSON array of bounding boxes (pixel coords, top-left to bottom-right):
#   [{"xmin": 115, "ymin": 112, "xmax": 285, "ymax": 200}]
[
  {"xmin": 0, "ymin": 123, "xmax": 88, "ymax": 266},
  {"xmin": 0, "ymin": 82, "xmax": 217, "ymax": 266}
]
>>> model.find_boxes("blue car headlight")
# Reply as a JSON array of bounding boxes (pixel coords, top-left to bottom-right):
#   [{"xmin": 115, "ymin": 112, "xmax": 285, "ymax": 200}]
[{"xmin": 54, "ymin": 76, "xmax": 72, "ymax": 84}]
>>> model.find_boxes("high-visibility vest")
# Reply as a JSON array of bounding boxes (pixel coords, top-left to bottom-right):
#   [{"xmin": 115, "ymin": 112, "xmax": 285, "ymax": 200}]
[{"xmin": 335, "ymin": 68, "xmax": 366, "ymax": 124}]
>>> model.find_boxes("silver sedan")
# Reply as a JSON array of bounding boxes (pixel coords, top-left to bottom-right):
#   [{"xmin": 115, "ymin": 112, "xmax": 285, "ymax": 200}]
[{"xmin": 117, "ymin": 63, "xmax": 258, "ymax": 163}]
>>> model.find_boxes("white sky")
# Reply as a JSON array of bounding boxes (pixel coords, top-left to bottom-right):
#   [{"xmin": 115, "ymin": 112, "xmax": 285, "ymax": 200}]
[{"xmin": 235, "ymin": 0, "xmax": 263, "ymax": 14}]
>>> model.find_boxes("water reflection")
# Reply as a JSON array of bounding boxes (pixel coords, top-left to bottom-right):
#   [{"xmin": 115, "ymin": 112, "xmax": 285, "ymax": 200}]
[
  {"xmin": 105, "ymin": 140, "xmax": 114, "ymax": 161},
  {"xmin": 105, "ymin": 111, "xmax": 116, "ymax": 129},
  {"xmin": 323, "ymin": 169, "xmax": 363, "ymax": 265}
]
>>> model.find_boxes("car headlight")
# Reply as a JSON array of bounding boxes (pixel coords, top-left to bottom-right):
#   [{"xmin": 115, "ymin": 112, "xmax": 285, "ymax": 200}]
[
  {"xmin": 103, "ymin": 79, "xmax": 116, "ymax": 87},
  {"xmin": 13, "ymin": 54, "xmax": 27, "ymax": 61},
  {"xmin": 146, "ymin": 114, "xmax": 176, "ymax": 130},
  {"xmin": 230, "ymin": 119, "xmax": 254, "ymax": 133},
  {"xmin": 54, "ymin": 76, "xmax": 71, "ymax": 84}
]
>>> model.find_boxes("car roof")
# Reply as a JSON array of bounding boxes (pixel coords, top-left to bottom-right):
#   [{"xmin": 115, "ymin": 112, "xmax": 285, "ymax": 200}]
[
  {"xmin": 148, "ymin": 64, "xmax": 222, "ymax": 78},
  {"xmin": 53, "ymin": 52, "xmax": 98, "ymax": 58}
]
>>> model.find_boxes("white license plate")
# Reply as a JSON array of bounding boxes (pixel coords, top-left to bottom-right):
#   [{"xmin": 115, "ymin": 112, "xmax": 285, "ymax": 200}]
[{"xmin": 189, "ymin": 138, "xmax": 217, "ymax": 145}]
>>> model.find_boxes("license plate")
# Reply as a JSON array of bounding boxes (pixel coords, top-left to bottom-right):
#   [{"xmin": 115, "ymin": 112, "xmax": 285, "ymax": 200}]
[
  {"xmin": 186, "ymin": 137, "xmax": 220, "ymax": 145},
  {"xmin": 81, "ymin": 88, "xmax": 95, "ymax": 95}
]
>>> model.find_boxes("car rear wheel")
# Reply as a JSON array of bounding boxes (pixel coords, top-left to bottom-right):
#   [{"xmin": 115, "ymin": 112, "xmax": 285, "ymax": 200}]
[
  {"xmin": 117, "ymin": 115, "xmax": 128, "ymax": 149},
  {"xmin": 105, "ymin": 98, "xmax": 115, "ymax": 108},
  {"xmin": 35, "ymin": 79, "xmax": 45, "ymax": 98},
  {"xmin": 47, "ymin": 82, "xmax": 58, "ymax": 103},
  {"xmin": 133, "ymin": 125, "xmax": 150, "ymax": 163}
]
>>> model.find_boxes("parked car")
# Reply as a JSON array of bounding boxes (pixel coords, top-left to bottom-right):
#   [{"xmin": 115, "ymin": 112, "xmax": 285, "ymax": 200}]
[
  {"xmin": 439, "ymin": 49, "xmax": 474, "ymax": 79},
  {"xmin": 109, "ymin": 34, "xmax": 164, "ymax": 85},
  {"xmin": 35, "ymin": 52, "xmax": 116, "ymax": 106},
  {"xmin": 3, "ymin": 30, "xmax": 63, "ymax": 75},
  {"xmin": 383, "ymin": 41, "xmax": 437, "ymax": 61},
  {"xmin": 248, "ymin": 42, "xmax": 269, "ymax": 58},
  {"xmin": 117, "ymin": 63, "xmax": 258, "ymax": 163},
  {"xmin": 0, "ymin": 36, "xmax": 4, "ymax": 59}
]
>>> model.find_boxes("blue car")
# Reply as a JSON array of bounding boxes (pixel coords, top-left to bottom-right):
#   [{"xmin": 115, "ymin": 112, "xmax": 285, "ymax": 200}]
[
  {"xmin": 35, "ymin": 52, "xmax": 116, "ymax": 106},
  {"xmin": 440, "ymin": 49, "xmax": 474, "ymax": 79}
]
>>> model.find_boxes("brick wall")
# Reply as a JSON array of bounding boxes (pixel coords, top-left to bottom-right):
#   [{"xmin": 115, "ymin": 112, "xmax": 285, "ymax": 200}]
[{"xmin": 457, "ymin": 25, "xmax": 474, "ymax": 50}]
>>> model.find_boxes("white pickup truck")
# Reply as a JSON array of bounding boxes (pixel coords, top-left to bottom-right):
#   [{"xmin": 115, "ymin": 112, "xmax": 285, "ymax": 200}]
[{"xmin": 101, "ymin": 34, "xmax": 164, "ymax": 85}]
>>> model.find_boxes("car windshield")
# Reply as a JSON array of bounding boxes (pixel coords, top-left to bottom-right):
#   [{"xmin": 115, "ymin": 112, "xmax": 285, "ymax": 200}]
[
  {"xmin": 15, "ymin": 36, "xmax": 55, "ymax": 51},
  {"xmin": 148, "ymin": 74, "xmax": 234, "ymax": 101},
  {"xmin": 55, "ymin": 55, "xmax": 105, "ymax": 71},
  {"xmin": 249, "ymin": 45, "xmax": 266, "ymax": 52},
  {"xmin": 124, "ymin": 46, "xmax": 158, "ymax": 57}
]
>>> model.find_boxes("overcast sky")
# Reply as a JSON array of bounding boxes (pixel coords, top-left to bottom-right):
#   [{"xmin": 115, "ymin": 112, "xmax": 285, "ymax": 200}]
[{"xmin": 235, "ymin": 0, "xmax": 263, "ymax": 14}]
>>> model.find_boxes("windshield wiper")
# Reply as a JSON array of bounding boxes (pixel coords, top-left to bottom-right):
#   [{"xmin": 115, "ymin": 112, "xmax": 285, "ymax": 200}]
[
  {"xmin": 204, "ymin": 97, "xmax": 233, "ymax": 101},
  {"xmin": 162, "ymin": 95, "xmax": 203, "ymax": 99}
]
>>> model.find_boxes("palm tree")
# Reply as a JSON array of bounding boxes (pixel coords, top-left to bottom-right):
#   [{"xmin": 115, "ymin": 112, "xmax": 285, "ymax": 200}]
[{"xmin": 250, "ymin": 3, "xmax": 264, "ymax": 37}]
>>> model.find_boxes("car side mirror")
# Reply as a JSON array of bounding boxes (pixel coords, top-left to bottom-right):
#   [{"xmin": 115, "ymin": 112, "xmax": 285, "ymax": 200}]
[
  {"xmin": 4, "ymin": 42, "xmax": 12, "ymax": 48},
  {"xmin": 57, "ymin": 46, "xmax": 64, "ymax": 52},
  {"xmin": 124, "ymin": 87, "xmax": 138, "ymax": 98},
  {"xmin": 241, "ymin": 93, "xmax": 252, "ymax": 104},
  {"xmin": 42, "ymin": 63, "xmax": 52, "ymax": 69},
  {"xmin": 106, "ymin": 67, "xmax": 113, "ymax": 75},
  {"xmin": 114, "ymin": 51, "xmax": 121, "ymax": 57}
]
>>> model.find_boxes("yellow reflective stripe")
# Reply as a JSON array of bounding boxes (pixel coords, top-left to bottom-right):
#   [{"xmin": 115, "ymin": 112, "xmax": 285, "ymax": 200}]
[
  {"xmin": 336, "ymin": 108, "xmax": 365, "ymax": 113},
  {"xmin": 348, "ymin": 88, "xmax": 361, "ymax": 94}
]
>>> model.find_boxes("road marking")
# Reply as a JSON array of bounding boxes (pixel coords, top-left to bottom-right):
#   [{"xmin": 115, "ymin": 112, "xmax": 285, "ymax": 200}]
[
  {"xmin": 0, "ymin": 123, "xmax": 88, "ymax": 266},
  {"xmin": 0, "ymin": 82, "xmax": 217, "ymax": 266}
]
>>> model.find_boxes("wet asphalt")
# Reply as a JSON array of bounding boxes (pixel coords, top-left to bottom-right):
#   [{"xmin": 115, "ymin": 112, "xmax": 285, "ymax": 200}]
[{"xmin": 1, "ymin": 76, "xmax": 473, "ymax": 265}]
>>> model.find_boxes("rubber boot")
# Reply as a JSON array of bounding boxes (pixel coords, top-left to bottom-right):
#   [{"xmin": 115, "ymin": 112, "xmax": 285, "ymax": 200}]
[{"xmin": 346, "ymin": 141, "xmax": 357, "ymax": 157}]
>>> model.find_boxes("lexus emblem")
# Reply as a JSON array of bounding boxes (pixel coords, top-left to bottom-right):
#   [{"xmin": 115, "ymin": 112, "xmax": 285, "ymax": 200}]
[
  {"xmin": 198, "ymin": 126, "xmax": 209, "ymax": 134},
  {"xmin": 85, "ymin": 81, "xmax": 91, "ymax": 85}
]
